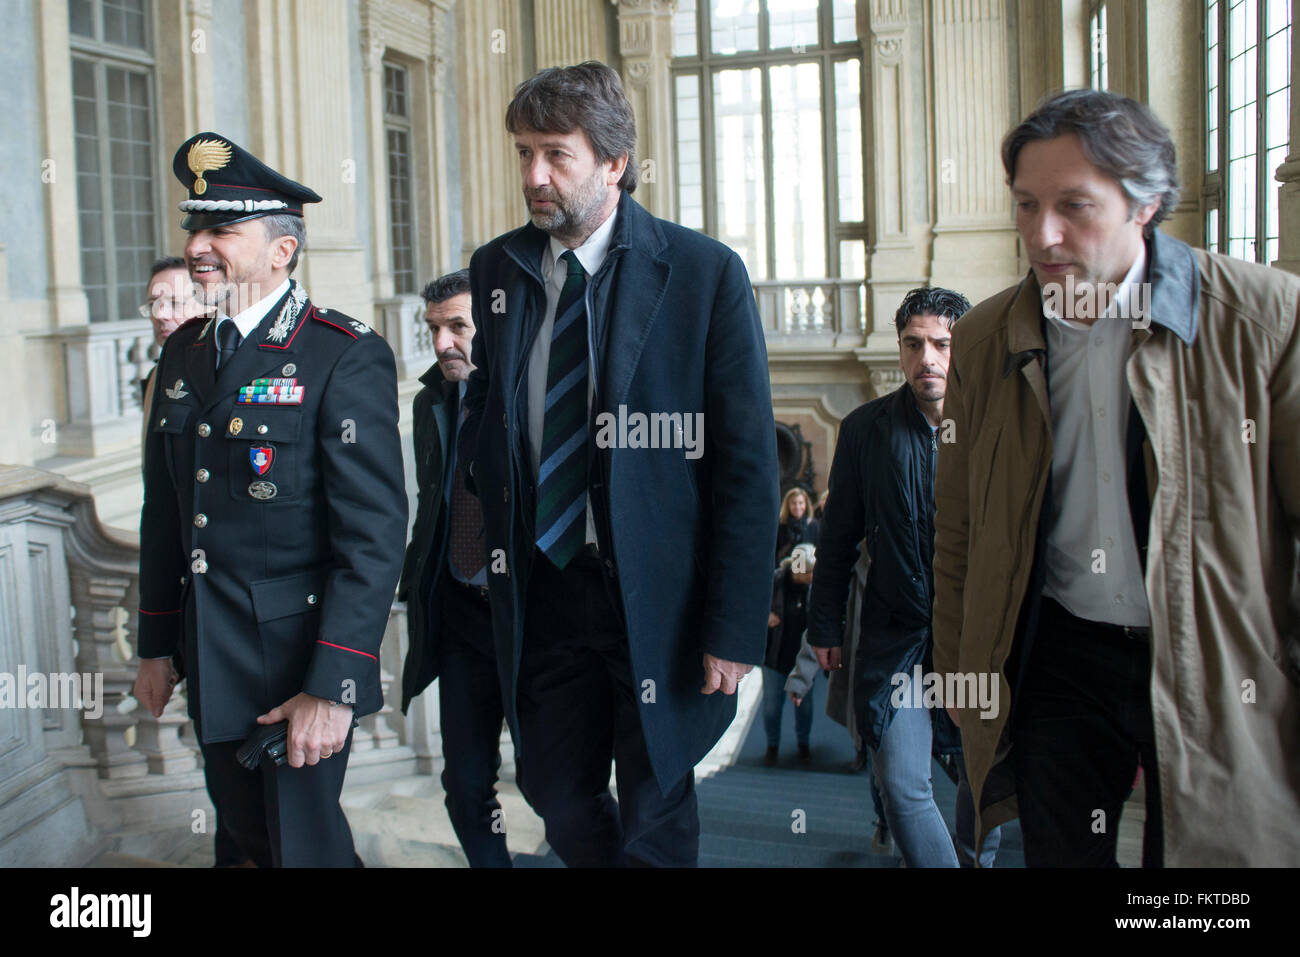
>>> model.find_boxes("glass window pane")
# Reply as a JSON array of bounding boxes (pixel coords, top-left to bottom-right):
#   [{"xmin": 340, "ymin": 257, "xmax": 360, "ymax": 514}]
[
  {"xmin": 675, "ymin": 73, "xmax": 705, "ymax": 230},
  {"xmin": 1267, "ymin": 29, "xmax": 1289, "ymax": 92},
  {"xmin": 769, "ymin": 0, "xmax": 820, "ymax": 50},
  {"xmin": 68, "ymin": 0, "xmax": 95, "ymax": 38},
  {"xmin": 834, "ymin": 58, "xmax": 863, "ymax": 222},
  {"xmin": 839, "ymin": 239, "xmax": 866, "ymax": 332},
  {"xmin": 711, "ymin": 0, "xmax": 760, "ymax": 55},
  {"xmin": 1267, "ymin": 0, "xmax": 1290, "ymax": 32},
  {"xmin": 1207, "ymin": 207, "xmax": 1220, "ymax": 252},
  {"xmin": 673, "ymin": 0, "xmax": 698, "ymax": 57},
  {"xmin": 1228, "ymin": 0, "xmax": 1247, "ymax": 58},
  {"xmin": 770, "ymin": 62, "xmax": 824, "ymax": 279},
  {"xmin": 713, "ymin": 67, "xmax": 767, "ymax": 279},
  {"xmin": 384, "ymin": 64, "xmax": 408, "ymax": 118},
  {"xmin": 387, "ymin": 127, "xmax": 416, "ymax": 294},
  {"xmin": 833, "ymin": 0, "xmax": 858, "ymax": 44}
]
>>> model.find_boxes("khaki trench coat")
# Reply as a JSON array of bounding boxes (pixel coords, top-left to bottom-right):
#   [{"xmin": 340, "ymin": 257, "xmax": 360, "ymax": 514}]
[{"xmin": 933, "ymin": 229, "xmax": 1300, "ymax": 866}]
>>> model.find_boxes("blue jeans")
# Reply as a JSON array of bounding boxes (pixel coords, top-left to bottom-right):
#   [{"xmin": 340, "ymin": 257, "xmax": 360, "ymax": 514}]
[
  {"xmin": 955, "ymin": 757, "xmax": 1002, "ymax": 868},
  {"xmin": 869, "ymin": 702, "xmax": 958, "ymax": 867},
  {"xmin": 761, "ymin": 666, "xmax": 813, "ymax": 748}
]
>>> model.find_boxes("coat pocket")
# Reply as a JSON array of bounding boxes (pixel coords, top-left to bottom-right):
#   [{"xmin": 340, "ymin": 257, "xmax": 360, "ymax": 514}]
[
  {"xmin": 249, "ymin": 567, "xmax": 328, "ymax": 705},
  {"xmin": 249, "ymin": 566, "xmax": 329, "ymax": 622},
  {"xmin": 227, "ymin": 407, "xmax": 303, "ymax": 502}
]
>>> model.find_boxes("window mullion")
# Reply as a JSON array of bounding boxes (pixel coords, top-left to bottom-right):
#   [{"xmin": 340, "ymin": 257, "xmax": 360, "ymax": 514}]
[
  {"xmin": 761, "ymin": 65, "xmax": 775, "ymax": 279},
  {"xmin": 701, "ymin": 69, "xmax": 717, "ymax": 238},
  {"xmin": 1218, "ymin": 0, "xmax": 1229, "ymax": 252},
  {"xmin": 95, "ymin": 60, "xmax": 119, "ymax": 323},
  {"xmin": 1255, "ymin": 0, "xmax": 1268, "ymax": 262},
  {"xmin": 821, "ymin": 52, "xmax": 838, "ymax": 279}
]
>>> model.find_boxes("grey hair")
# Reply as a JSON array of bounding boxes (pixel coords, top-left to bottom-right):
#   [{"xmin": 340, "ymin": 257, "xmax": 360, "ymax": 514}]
[
  {"xmin": 505, "ymin": 60, "xmax": 638, "ymax": 193},
  {"xmin": 1002, "ymin": 89, "xmax": 1180, "ymax": 237},
  {"xmin": 260, "ymin": 213, "xmax": 307, "ymax": 273}
]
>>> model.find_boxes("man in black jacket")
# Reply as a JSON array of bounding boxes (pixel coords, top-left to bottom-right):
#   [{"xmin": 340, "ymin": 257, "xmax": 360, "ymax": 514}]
[
  {"xmin": 460, "ymin": 62, "xmax": 778, "ymax": 867},
  {"xmin": 133, "ymin": 133, "xmax": 407, "ymax": 867},
  {"xmin": 807, "ymin": 287, "xmax": 999, "ymax": 867},
  {"xmin": 398, "ymin": 270, "xmax": 512, "ymax": 867}
]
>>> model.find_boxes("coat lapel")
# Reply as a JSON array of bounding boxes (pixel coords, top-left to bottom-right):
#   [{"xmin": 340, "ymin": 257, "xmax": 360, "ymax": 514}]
[
  {"xmin": 601, "ymin": 201, "xmax": 670, "ymax": 410},
  {"xmin": 185, "ymin": 316, "xmax": 218, "ymax": 405},
  {"xmin": 1003, "ymin": 273, "xmax": 1052, "ymax": 428}
]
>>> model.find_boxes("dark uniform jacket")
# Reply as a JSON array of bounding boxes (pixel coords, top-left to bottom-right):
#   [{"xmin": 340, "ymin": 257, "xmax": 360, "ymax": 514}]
[
  {"xmin": 806, "ymin": 382, "xmax": 959, "ymax": 753},
  {"xmin": 137, "ymin": 281, "xmax": 408, "ymax": 744},
  {"xmin": 397, "ymin": 363, "xmax": 458, "ymax": 713},
  {"xmin": 461, "ymin": 190, "xmax": 780, "ymax": 792}
]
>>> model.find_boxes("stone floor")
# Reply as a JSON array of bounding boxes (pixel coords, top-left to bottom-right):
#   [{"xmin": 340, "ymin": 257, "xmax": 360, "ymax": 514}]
[{"xmin": 91, "ymin": 669, "xmax": 1148, "ymax": 867}]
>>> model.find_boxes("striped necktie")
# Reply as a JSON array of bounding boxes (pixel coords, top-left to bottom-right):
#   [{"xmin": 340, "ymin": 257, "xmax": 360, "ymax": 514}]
[{"xmin": 535, "ymin": 250, "xmax": 589, "ymax": 569}]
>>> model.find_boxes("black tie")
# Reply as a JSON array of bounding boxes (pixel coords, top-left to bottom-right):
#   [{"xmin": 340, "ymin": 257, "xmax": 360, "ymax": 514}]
[{"xmin": 215, "ymin": 320, "xmax": 242, "ymax": 371}]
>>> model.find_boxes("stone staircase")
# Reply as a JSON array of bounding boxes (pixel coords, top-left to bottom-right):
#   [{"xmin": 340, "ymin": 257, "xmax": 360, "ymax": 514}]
[{"xmin": 89, "ymin": 738, "xmax": 555, "ymax": 868}]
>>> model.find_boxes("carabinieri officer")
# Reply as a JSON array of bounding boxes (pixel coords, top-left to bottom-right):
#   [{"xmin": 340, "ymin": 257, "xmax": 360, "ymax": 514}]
[{"xmin": 131, "ymin": 133, "xmax": 407, "ymax": 867}]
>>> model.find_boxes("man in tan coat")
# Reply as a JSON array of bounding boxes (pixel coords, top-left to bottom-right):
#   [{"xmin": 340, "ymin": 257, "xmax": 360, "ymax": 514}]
[{"xmin": 933, "ymin": 89, "xmax": 1300, "ymax": 867}]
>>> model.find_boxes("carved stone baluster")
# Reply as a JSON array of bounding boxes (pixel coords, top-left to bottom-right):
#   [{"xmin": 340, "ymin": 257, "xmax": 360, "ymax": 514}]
[{"xmin": 70, "ymin": 569, "xmax": 147, "ymax": 779}]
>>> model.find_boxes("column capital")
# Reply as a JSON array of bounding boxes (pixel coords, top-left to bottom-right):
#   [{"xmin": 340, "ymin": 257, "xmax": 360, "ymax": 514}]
[
  {"xmin": 360, "ymin": 35, "xmax": 386, "ymax": 73},
  {"xmin": 615, "ymin": 0, "xmax": 677, "ymax": 15}
]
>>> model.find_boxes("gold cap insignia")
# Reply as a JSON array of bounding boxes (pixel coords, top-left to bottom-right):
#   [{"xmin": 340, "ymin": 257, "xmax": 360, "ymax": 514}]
[{"xmin": 187, "ymin": 139, "xmax": 232, "ymax": 196}]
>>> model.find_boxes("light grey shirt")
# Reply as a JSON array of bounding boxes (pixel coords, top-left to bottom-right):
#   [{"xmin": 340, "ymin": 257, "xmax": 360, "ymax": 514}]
[
  {"xmin": 1041, "ymin": 246, "xmax": 1150, "ymax": 627},
  {"xmin": 526, "ymin": 207, "xmax": 618, "ymax": 547}
]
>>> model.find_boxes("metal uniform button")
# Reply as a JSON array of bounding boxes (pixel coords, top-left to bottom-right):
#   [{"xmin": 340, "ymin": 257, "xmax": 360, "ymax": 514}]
[
  {"xmin": 194, "ymin": 513, "xmax": 208, "ymax": 528},
  {"xmin": 307, "ymin": 594, "xmax": 318, "ymax": 606},
  {"xmin": 257, "ymin": 424, "xmax": 269, "ymax": 435},
  {"xmin": 191, "ymin": 559, "xmax": 207, "ymax": 574},
  {"xmin": 197, "ymin": 422, "xmax": 211, "ymax": 437},
  {"xmin": 196, "ymin": 469, "xmax": 209, "ymax": 483},
  {"xmin": 159, "ymin": 417, "xmax": 167, "ymax": 427}
]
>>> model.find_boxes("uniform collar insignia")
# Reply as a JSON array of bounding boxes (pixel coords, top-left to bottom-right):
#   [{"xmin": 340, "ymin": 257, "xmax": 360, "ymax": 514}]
[{"xmin": 265, "ymin": 281, "xmax": 309, "ymax": 344}]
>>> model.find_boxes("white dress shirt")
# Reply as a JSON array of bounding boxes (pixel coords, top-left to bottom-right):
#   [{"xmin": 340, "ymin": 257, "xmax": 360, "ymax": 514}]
[
  {"xmin": 214, "ymin": 277, "xmax": 291, "ymax": 349},
  {"xmin": 1041, "ymin": 246, "xmax": 1150, "ymax": 627},
  {"xmin": 526, "ymin": 207, "xmax": 618, "ymax": 547}
]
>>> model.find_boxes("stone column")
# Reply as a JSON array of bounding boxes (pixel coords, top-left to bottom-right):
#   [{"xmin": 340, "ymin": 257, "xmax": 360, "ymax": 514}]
[
  {"xmin": 1014, "ymin": 1, "xmax": 1088, "ymax": 119},
  {"xmin": 34, "ymin": 0, "xmax": 89, "ymax": 328},
  {"xmin": 427, "ymin": 1, "xmax": 455, "ymax": 274},
  {"xmin": 617, "ymin": 1, "xmax": 674, "ymax": 218},
  {"xmin": 457, "ymin": 0, "xmax": 527, "ymax": 254},
  {"xmin": 245, "ymin": 0, "xmax": 369, "ymax": 322},
  {"xmin": 535, "ymin": 0, "xmax": 608, "ymax": 69},
  {"xmin": 359, "ymin": 27, "xmax": 395, "ymax": 301},
  {"xmin": 927, "ymin": 0, "xmax": 1021, "ymax": 306},
  {"xmin": 1140, "ymin": 0, "xmax": 1203, "ymax": 248},
  {"xmin": 860, "ymin": 0, "xmax": 927, "ymax": 353},
  {"xmin": 1273, "ymin": 10, "xmax": 1300, "ymax": 274}
]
